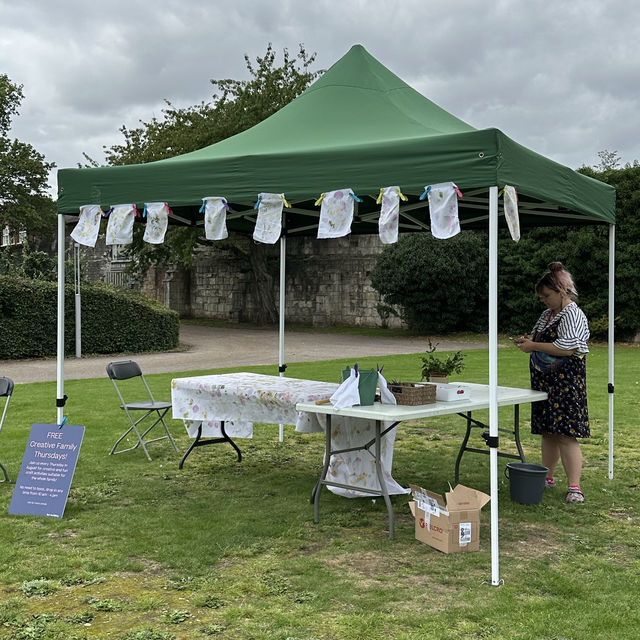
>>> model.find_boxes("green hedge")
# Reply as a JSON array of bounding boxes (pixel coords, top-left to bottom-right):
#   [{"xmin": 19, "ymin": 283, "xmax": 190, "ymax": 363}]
[{"xmin": 0, "ymin": 276, "xmax": 179, "ymax": 359}]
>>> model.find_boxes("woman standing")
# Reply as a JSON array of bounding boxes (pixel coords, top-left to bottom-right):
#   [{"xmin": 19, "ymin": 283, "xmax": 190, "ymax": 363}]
[{"xmin": 515, "ymin": 262, "xmax": 590, "ymax": 503}]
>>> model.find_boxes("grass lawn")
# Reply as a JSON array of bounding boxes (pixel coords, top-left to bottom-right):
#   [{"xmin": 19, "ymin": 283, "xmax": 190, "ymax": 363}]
[{"xmin": 0, "ymin": 343, "xmax": 638, "ymax": 639}]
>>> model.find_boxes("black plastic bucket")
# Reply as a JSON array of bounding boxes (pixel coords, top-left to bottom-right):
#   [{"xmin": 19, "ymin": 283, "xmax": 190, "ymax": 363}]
[{"xmin": 504, "ymin": 462, "xmax": 549, "ymax": 504}]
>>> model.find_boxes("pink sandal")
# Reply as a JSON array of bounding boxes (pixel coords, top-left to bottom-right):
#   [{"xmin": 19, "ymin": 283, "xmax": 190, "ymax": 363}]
[{"xmin": 566, "ymin": 487, "xmax": 585, "ymax": 503}]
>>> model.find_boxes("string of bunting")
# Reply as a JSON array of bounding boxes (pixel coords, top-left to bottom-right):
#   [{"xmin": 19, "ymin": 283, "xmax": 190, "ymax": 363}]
[{"xmin": 69, "ymin": 184, "xmax": 519, "ymax": 247}]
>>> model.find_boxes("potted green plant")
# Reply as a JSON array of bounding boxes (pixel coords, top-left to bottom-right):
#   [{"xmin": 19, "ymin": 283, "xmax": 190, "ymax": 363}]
[{"xmin": 420, "ymin": 340, "xmax": 465, "ymax": 383}]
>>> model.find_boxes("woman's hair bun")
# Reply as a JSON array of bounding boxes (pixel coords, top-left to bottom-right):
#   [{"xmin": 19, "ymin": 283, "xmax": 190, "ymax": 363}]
[{"xmin": 547, "ymin": 261, "xmax": 565, "ymax": 273}]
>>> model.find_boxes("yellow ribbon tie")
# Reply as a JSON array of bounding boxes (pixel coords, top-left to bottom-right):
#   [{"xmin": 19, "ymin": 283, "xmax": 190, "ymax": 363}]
[
  {"xmin": 315, "ymin": 193, "xmax": 326, "ymax": 206},
  {"xmin": 376, "ymin": 188, "xmax": 385, "ymax": 205},
  {"xmin": 281, "ymin": 195, "xmax": 291, "ymax": 208}
]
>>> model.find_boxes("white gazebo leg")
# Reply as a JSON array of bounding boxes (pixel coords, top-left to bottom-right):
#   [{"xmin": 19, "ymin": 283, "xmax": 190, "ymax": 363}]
[
  {"xmin": 56, "ymin": 215, "xmax": 66, "ymax": 425},
  {"xmin": 608, "ymin": 223, "xmax": 615, "ymax": 479},
  {"xmin": 488, "ymin": 186, "xmax": 501, "ymax": 585},
  {"xmin": 278, "ymin": 235, "xmax": 286, "ymax": 442},
  {"xmin": 74, "ymin": 243, "xmax": 82, "ymax": 358}
]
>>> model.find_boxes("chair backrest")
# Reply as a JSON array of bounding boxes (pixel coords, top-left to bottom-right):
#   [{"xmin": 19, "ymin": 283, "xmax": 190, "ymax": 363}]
[
  {"xmin": 106, "ymin": 360, "xmax": 156, "ymax": 404},
  {"xmin": 107, "ymin": 361, "xmax": 142, "ymax": 381},
  {"xmin": 0, "ymin": 377, "xmax": 14, "ymax": 398}
]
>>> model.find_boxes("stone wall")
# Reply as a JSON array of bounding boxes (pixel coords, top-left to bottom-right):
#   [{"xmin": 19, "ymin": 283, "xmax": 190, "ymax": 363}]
[{"xmin": 141, "ymin": 234, "xmax": 404, "ymax": 328}]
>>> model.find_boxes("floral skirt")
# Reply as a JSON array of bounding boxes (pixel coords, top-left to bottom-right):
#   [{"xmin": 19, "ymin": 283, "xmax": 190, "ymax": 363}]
[{"xmin": 530, "ymin": 355, "xmax": 590, "ymax": 438}]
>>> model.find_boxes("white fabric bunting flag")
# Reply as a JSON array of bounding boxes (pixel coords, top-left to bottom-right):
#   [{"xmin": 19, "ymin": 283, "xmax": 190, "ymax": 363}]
[
  {"xmin": 253, "ymin": 193, "xmax": 288, "ymax": 244},
  {"xmin": 201, "ymin": 197, "xmax": 229, "ymax": 241},
  {"xmin": 423, "ymin": 182, "xmax": 462, "ymax": 239},
  {"xmin": 503, "ymin": 185, "xmax": 521, "ymax": 242},
  {"xmin": 143, "ymin": 202, "xmax": 171, "ymax": 244},
  {"xmin": 377, "ymin": 186, "xmax": 407, "ymax": 244},
  {"xmin": 106, "ymin": 204, "xmax": 137, "ymax": 245},
  {"xmin": 316, "ymin": 188, "xmax": 360, "ymax": 239},
  {"xmin": 70, "ymin": 204, "xmax": 104, "ymax": 247}
]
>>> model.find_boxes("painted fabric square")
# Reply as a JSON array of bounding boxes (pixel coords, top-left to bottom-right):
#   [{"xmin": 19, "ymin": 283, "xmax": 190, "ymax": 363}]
[
  {"xmin": 201, "ymin": 197, "xmax": 229, "ymax": 241},
  {"xmin": 427, "ymin": 182, "xmax": 461, "ymax": 239},
  {"xmin": 253, "ymin": 193, "xmax": 285, "ymax": 244},
  {"xmin": 504, "ymin": 185, "xmax": 520, "ymax": 241},
  {"xmin": 70, "ymin": 204, "xmax": 104, "ymax": 247},
  {"xmin": 143, "ymin": 202, "xmax": 171, "ymax": 244},
  {"xmin": 378, "ymin": 186, "xmax": 406, "ymax": 244},
  {"xmin": 317, "ymin": 188, "xmax": 356, "ymax": 239},
  {"xmin": 106, "ymin": 204, "xmax": 136, "ymax": 245}
]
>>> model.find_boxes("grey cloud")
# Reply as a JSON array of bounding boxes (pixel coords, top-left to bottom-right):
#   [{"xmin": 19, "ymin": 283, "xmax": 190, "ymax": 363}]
[{"xmin": 1, "ymin": 0, "xmax": 638, "ymax": 185}]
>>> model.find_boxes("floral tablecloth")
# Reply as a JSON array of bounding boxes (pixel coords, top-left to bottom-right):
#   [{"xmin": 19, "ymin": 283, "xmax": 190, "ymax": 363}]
[{"xmin": 170, "ymin": 372, "xmax": 407, "ymax": 497}]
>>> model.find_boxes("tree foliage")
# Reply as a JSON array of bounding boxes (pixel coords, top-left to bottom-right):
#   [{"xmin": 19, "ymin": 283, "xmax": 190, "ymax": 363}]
[
  {"xmin": 0, "ymin": 74, "xmax": 56, "ymax": 247},
  {"xmin": 371, "ymin": 232, "xmax": 489, "ymax": 334},
  {"xmin": 95, "ymin": 45, "xmax": 321, "ymax": 323}
]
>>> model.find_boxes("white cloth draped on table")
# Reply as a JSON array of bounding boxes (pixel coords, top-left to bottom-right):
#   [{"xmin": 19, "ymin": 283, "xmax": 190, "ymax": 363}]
[
  {"xmin": 300, "ymin": 413, "xmax": 409, "ymax": 498},
  {"xmin": 184, "ymin": 420, "xmax": 253, "ymax": 439}
]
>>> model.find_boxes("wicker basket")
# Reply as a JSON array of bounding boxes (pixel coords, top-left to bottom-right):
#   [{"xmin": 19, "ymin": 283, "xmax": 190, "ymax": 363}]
[{"xmin": 389, "ymin": 382, "xmax": 436, "ymax": 405}]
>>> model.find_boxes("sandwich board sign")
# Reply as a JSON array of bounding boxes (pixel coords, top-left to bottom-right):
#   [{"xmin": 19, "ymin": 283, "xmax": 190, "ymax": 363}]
[{"xmin": 9, "ymin": 423, "xmax": 84, "ymax": 518}]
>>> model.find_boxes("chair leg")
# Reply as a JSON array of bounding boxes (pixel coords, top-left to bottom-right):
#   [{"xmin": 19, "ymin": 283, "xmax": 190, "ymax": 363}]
[
  {"xmin": 0, "ymin": 461, "xmax": 9, "ymax": 483},
  {"xmin": 110, "ymin": 412, "xmax": 153, "ymax": 461},
  {"xmin": 111, "ymin": 408, "xmax": 177, "ymax": 461}
]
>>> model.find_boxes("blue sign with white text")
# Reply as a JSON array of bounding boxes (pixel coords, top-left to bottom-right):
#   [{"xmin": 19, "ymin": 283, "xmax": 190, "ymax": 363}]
[{"xmin": 9, "ymin": 423, "xmax": 84, "ymax": 518}]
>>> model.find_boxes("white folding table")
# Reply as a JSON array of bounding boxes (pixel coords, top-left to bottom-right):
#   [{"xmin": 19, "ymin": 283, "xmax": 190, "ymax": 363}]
[{"xmin": 297, "ymin": 382, "xmax": 547, "ymax": 539}]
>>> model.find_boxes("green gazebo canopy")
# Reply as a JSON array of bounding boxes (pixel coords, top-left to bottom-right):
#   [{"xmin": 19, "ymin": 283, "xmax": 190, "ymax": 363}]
[{"xmin": 57, "ymin": 44, "xmax": 615, "ymax": 232}]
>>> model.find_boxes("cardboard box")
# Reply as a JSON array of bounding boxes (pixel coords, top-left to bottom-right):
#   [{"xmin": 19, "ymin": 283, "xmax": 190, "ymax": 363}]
[
  {"xmin": 408, "ymin": 484, "xmax": 490, "ymax": 553},
  {"xmin": 435, "ymin": 383, "xmax": 471, "ymax": 402}
]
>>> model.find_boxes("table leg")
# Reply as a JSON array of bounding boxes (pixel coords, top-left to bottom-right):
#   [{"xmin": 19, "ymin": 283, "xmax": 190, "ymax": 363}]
[
  {"xmin": 374, "ymin": 419, "xmax": 394, "ymax": 539},
  {"xmin": 454, "ymin": 406, "xmax": 527, "ymax": 482},
  {"xmin": 513, "ymin": 405, "xmax": 526, "ymax": 462},
  {"xmin": 179, "ymin": 422, "xmax": 242, "ymax": 469},
  {"xmin": 313, "ymin": 414, "xmax": 333, "ymax": 523},
  {"xmin": 454, "ymin": 412, "xmax": 473, "ymax": 484}
]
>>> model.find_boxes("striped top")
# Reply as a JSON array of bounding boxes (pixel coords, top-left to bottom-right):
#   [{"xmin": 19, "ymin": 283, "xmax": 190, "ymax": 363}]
[{"xmin": 531, "ymin": 302, "xmax": 590, "ymax": 355}]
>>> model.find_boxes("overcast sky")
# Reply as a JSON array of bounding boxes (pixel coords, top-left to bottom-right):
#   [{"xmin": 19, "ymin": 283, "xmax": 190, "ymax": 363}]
[{"xmin": 2, "ymin": 0, "xmax": 638, "ymax": 196}]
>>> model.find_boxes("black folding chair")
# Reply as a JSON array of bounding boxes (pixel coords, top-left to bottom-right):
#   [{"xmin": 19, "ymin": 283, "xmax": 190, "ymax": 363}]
[
  {"xmin": 106, "ymin": 361, "xmax": 178, "ymax": 461},
  {"xmin": 0, "ymin": 377, "xmax": 14, "ymax": 482}
]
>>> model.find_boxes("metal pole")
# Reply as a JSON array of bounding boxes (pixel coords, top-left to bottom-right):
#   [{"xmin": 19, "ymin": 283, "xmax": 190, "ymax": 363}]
[
  {"xmin": 488, "ymin": 186, "xmax": 500, "ymax": 585},
  {"xmin": 278, "ymin": 235, "xmax": 286, "ymax": 442},
  {"xmin": 608, "ymin": 224, "xmax": 615, "ymax": 479},
  {"xmin": 74, "ymin": 243, "xmax": 82, "ymax": 358},
  {"xmin": 56, "ymin": 215, "xmax": 65, "ymax": 424}
]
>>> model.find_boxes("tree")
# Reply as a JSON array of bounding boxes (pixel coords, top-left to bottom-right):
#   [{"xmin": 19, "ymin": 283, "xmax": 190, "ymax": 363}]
[
  {"xmin": 371, "ymin": 232, "xmax": 489, "ymax": 334},
  {"xmin": 97, "ymin": 45, "xmax": 321, "ymax": 323},
  {"xmin": 0, "ymin": 74, "xmax": 56, "ymax": 248},
  {"xmin": 595, "ymin": 149, "xmax": 621, "ymax": 172}
]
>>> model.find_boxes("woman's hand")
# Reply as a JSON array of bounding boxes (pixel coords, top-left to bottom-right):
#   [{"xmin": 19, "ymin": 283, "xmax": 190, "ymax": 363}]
[{"xmin": 516, "ymin": 338, "xmax": 535, "ymax": 353}]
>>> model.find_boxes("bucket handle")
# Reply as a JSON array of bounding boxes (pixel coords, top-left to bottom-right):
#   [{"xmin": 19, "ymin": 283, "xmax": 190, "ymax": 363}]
[{"xmin": 504, "ymin": 466, "xmax": 510, "ymax": 480}]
